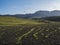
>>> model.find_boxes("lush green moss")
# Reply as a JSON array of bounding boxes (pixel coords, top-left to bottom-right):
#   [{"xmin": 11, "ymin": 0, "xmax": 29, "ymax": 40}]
[{"xmin": 0, "ymin": 16, "xmax": 44, "ymax": 26}]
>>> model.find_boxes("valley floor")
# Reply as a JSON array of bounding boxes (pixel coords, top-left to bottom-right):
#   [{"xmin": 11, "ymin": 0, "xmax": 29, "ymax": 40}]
[{"xmin": 0, "ymin": 23, "xmax": 60, "ymax": 45}]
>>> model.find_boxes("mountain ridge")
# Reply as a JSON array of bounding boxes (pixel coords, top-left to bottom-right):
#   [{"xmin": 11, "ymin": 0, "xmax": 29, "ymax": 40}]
[{"xmin": 0, "ymin": 10, "xmax": 60, "ymax": 19}]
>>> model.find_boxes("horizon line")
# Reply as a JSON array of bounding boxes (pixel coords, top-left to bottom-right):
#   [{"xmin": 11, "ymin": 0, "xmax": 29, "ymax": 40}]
[{"xmin": 1, "ymin": 10, "xmax": 60, "ymax": 15}]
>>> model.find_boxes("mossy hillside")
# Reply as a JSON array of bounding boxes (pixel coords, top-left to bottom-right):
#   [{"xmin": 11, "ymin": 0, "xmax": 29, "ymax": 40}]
[{"xmin": 0, "ymin": 16, "xmax": 44, "ymax": 25}]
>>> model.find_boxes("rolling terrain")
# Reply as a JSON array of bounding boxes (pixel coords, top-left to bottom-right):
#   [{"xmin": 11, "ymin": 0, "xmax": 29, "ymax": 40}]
[
  {"xmin": 0, "ymin": 16, "xmax": 44, "ymax": 26},
  {"xmin": 1, "ymin": 10, "xmax": 60, "ymax": 19},
  {"xmin": 0, "ymin": 16, "xmax": 60, "ymax": 45},
  {"xmin": 42, "ymin": 16, "xmax": 60, "ymax": 22}
]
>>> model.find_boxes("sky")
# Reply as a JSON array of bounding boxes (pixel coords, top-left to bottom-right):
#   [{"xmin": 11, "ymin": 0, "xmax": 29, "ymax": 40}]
[{"xmin": 0, "ymin": 0, "xmax": 60, "ymax": 14}]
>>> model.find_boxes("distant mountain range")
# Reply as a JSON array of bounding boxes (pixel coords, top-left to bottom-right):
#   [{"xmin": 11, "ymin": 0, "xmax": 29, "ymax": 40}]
[{"xmin": 0, "ymin": 10, "xmax": 60, "ymax": 19}]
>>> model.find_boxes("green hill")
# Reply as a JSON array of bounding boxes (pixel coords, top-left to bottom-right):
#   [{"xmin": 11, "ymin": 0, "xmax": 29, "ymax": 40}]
[
  {"xmin": 0, "ymin": 16, "xmax": 44, "ymax": 26},
  {"xmin": 0, "ymin": 16, "xmax": 60, "ymax": 45}
]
